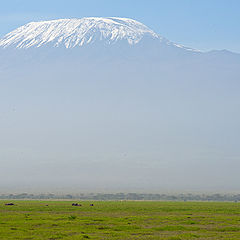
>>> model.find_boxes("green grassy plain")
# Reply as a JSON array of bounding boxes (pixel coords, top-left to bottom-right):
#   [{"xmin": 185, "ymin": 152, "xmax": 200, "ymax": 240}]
[{"xmin": 0, "ymin": 200, "xmax": 240, "ymax": 239}]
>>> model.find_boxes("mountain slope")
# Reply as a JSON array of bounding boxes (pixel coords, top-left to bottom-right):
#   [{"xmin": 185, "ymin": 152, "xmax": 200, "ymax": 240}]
[
  {"xmin": 0, "ymin": 17, "xmax": 159, "ymax": 48},
  {"xmin": 0, "ymin": 17, "xmax": 196, "ymax": 51}
]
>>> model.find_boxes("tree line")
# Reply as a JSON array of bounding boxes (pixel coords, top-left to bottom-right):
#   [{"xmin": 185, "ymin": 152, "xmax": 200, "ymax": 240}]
[{"xmin": 0, "ymin": 193, "xmax": 240, "ymax": 201}]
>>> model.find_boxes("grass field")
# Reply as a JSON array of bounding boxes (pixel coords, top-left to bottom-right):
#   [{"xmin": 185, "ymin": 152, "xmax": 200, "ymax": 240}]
[{"xmin": 0, "ymin": 200, "xmax": 240, "ymax": 239}]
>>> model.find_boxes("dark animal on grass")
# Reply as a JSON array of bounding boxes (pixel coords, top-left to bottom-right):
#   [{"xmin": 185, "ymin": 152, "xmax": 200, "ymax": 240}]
[
  {"xmin": 5, "ymin": 203, "xmax": 14, "ymax": 206},
  {"xmin": 90, "ymin": 204, "xmax": 94, "ymax": 206},
  {"xmin": 72, "ymin": 203, "xmax": 81, "ymax": 206}
]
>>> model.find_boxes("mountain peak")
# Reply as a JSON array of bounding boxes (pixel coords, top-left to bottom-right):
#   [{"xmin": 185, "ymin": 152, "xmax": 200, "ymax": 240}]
[{"xmin": 0, "ymin": 17, "xmax": 161, "ymax": 49}]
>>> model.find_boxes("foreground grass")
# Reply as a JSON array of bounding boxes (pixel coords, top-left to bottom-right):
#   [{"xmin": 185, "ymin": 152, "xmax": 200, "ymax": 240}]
[{"xmin": 0, "ymin": 201, "xmax": 240, "ymax": 239}]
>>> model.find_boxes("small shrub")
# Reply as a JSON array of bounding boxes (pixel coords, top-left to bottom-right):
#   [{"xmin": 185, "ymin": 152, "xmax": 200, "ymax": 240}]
[
  {"xmin": 82, "ymin": 235, "xmax": 90, "ymax": 239},
  {"xmin": 68, "ymin": 215, "xmax": 77, "ymax": 220}
]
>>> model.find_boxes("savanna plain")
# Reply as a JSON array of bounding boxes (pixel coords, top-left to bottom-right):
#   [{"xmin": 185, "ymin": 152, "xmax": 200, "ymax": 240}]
[{"xmin": 0, "ymin": 200, "xmax": 240, "ymax": 239}]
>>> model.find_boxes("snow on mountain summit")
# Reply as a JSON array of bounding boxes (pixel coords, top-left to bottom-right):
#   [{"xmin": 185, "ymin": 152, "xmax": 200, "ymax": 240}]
[{"xmin": 0, "ymin": 17, "xmax": 162, "ymax": 49}]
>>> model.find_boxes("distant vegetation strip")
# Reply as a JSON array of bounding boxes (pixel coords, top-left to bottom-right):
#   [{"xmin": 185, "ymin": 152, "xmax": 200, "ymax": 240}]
[{"xmin": 0, "ymin": 193, "xmax": 240, "ymax": 201}]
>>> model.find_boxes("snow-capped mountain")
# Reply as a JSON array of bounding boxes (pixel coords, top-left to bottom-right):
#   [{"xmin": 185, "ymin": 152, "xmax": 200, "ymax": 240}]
[
  {"xmin": 0, "ymin": 17, "xmax": 196, "ymax": 51},
  {"xmin": 0, "ymin": 17, "xmax": 240, "ymax": 192}
]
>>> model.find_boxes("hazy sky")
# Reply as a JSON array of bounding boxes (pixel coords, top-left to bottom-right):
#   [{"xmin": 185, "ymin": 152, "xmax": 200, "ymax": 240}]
[{"xmin": 0, "ymin": 0, "xmax": 239, "ymax": 52}]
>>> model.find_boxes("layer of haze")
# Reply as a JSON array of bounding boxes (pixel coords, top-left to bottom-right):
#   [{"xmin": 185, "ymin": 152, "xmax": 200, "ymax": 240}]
[{"xmin": 0, "ymin": 45, "xmax": 240, "ymax": 193}]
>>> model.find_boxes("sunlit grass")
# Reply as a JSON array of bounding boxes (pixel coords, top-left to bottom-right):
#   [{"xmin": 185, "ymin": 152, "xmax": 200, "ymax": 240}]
[{"xmin": 0, "ymin": 201, "xmax": 240, "ymax": 239}]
